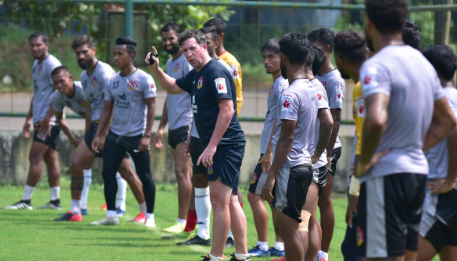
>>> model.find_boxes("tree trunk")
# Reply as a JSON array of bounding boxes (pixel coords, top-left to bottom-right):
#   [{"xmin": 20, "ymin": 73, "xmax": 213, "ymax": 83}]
[{"xmin": 434, "ymin": 0, "xmax": 454, "ymax": 44}]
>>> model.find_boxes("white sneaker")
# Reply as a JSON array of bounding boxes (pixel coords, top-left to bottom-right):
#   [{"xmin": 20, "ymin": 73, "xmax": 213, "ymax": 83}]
[
  {"xmin": 39, "ymin": 201, "xmax": 62, "ymax": 210},
  {"xmin": 144, "ymin": 217, "xmax": 156, "ymax": 228},
  {"xmin": 5, "ymin": 200, "xmax": 33, "ymax": 210},
  {"xmin": 90, "ymin": 217, "xmax": 120, "ymax": 226}
]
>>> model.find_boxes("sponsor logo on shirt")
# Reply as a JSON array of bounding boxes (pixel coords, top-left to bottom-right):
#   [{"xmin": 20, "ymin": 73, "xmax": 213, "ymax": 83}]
[
  {"xmin": 231, "ymin": 64, "xmax": 239, "ymax": 79},
  {"xmin": 37, "ymin": 65, "xmax": 43, "ymax": 76},
  {"xmin": 250, "ymin": 172, "xmax": 258, "ymax": 184},
  {"xmin": 77, "ymin": 99, "xmax": 87, "ymax": 107},
  {"xmin": 281, "ymin": 94, "xmax": 293, "ymax": 112},
  {"xmin": 117, "ymin": 93, "xmax": 129, "ymax": 109},
  {"xmin": 83, "ymin": 80, "xmax": 88, "ymax": 89},
  {"xmin": 192, "ymin": 94, "xmax": 197, "ymax": 113},
  {"xmin": 214, "ymin": 78, "xmax": 227, "ymax": 94},
  {"xmin": 355, "ymin": 96, "xmax": 366, "ymax": 117},
  {"xmin": 361, "ymin": 66, "xmax": 378, "ymax": 91},
  {"xmin": 197, "ymin": 77, "xmax": 204, "ymax": 89},
  {"xmin": 173, "ymin": 62, "xmax": 181, "ymax": 73},
  {"xmin": 151, "ymin": 83, "xmax": 155, "ymax": 90},
  {"xmin": 91, "ymin": 77, "xmax": 98, "ymax": 87},
  {"xmin": 127, "ymin": 81, "xmax": 138, "ymax": 91}
]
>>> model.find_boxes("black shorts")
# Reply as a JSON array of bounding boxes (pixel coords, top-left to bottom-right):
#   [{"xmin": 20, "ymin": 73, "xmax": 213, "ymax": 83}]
[
  {"xmin": 420, "ymin": 184, "xmax": 457, "ymax": 252},
  {"xmin": 272, "ymin": 164, "xmax": 313, "ymax": 223},
  {"xmin": 168, "ymin": 125, "xmax": 190, "ymax": 149},
  {"xmin": 85, "ymin": 125, "xmax": 129, "ymax": 159},
  {"xmin": 206, "ymin": 142, "xmax": 245, "ymax": 195},
  {"xmin": 312, "ymin": 165, "xmax": 328, "ymax": 195},
  {"xmin": 329, "ymin": 147, "xmax": 341, "ymax": 176},
  {"xmin": 248, "ymin": 154, "xmax": 268, "ymax": 195},
  {"xmin": 341, "ymin": 213, "xmax": 365, "ymax": 261},
  {"xmin": 190, "ymin": 136, "xmax": 206, "ymax": 174},
  {"xmin": 357, "ymin": 173, "xmax": 426, "ymax": 258},
  {"xmin": 33, "ymin": 124, "xmax": 61, "ymax": 151}
]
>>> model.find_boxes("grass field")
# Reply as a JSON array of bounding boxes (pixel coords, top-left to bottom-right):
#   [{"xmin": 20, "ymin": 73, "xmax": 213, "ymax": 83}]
[{"xmin": 0, "ymin": 185, "xmax": 439, "ymax": 261}]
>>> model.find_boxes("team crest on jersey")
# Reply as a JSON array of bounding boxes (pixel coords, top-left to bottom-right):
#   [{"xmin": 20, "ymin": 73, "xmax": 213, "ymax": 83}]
[
  {"xmin": 173, "ymin": 62, "xmax": 181, "ymax": 73},
  {"xmin": 281, "ymin": 94, "xmax": 293, "ymax": 112},
  {"xmin": 361, "ymin": 66, "xmax": 378, "ymax": 92},
  {"xmin": 127, "ymin": 81, "xmax": 138, "ymax": 91},
  {"xmin": 37, "ymin": 65, "xmax": 43, "ymax": 75},
  {"xmin": 91, "ymin": 77, "xmax": 98, "ymax": 87},
  {"xmin": 322, "ymin": 81, "xmax": 327, "ymax": 90},
  {"xmin": 268, "ymin": 86, "xmax": 274, "ymax": 98},
  {"xmin": 77, "ymin": 99, "xmax": 87, "ymax": 107},
  {"xmin": 207, "ymin": 166, "xmax": 213, "ymax": 174},
  {"xmin": 214, "ymin": 78, "xmax": 227, "ymax": 94},
  {"xmin": 356, "ymin": 226, "xmax": 365, "ymax": 247},
  {"xmin": 250, "ymin": 172, "xmax": 258, "ymax": 184},
  {"xmin": 355, "ymin": 96, "xmax": 366, "ymax": 117},
  {"xmin": 151, "ymin": 83, "xmax": 155, "ymax": 90},
  {"xmin": 231, "ymin": 65, "xmax": 239, "ymax": 79},
  {"xmin": 197, "ymin": 77, "xmax": 204, "ymax": 89}
]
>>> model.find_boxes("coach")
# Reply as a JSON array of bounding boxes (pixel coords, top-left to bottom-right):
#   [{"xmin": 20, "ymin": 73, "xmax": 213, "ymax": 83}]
[{"xmin": 146, "ymin": 29, "xmax": 249, "ymax": 261}]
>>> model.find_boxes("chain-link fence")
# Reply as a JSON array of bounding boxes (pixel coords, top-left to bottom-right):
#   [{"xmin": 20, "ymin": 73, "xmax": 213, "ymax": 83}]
[{"xmin": 0, "ymin": 0, "xmax": 456, "ymax": 121}]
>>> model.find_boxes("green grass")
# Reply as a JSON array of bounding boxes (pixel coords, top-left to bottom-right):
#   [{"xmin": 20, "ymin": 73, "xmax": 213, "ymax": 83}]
[{"xmin": 0, "ymin": 186, "xmax": 434, "ymax": 260}]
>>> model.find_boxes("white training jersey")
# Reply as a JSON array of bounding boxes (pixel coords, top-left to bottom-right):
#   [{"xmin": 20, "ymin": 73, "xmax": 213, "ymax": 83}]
[
  {"xmin": 105, "ymin": 69, "xmax": 157, "ymax": 137},
  {"xmin": 80, "ymin": 61, "xmax": 116, "ymax": 122},
  {"xmin": 316, "ymin": 69, "xmax": 345, "ymax": 149},
  {"xmin": 426, "ymin": 87, "xmax": 457, "ymax": 179},
  {"xmin": 360, "ymin": 45, "xmax": 445, "ymax": 182},
  {"xmin": 53, "ymin": 81, "xmax": 87, "ymax": 117},
  {"xmin": 310, "ymin": 78, "xmax": 330, "ymax": 169},
  {"xmin": 32, "ymin": 54, "xmax": 61, "ymax": 124},
  {"xmin": 165, "ymin": 53, "xmax": 193, "ymax": 130},
  {"xmin": 272, "ymin": 78, "xmax": 318, "ymax": 168}
]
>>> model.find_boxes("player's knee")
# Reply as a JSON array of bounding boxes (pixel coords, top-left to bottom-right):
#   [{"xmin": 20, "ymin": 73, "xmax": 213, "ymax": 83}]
[
  {"xmin": 174, "ymin": 167, "xmax": 190, "ymax": 180},
  {"xmin": 247, "ymin": 192, "xmax": 261, "ymax": 204},
  {"xmin": 192, "ymin": 174, "xmax": 207, "ymax": 188}
]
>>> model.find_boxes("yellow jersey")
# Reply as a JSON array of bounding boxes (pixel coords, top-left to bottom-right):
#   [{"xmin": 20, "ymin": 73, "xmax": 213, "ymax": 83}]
[
  {"xmin": 353, "ymin": 81, "xmax": 365, "ymax": 155},
  {"xmin": 219, "ymin": 51, "xmax": 243, "ymax": 116}
]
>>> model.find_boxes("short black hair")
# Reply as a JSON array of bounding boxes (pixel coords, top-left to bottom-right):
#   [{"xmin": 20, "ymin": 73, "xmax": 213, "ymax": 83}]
[
  {"xmin": 51, "ymin": 66, "xmax": 71, "ymax": 77},
  {"xmin": 72, "ymin": 35, "xmax": 94, "ymax": 50},
  {"xmin": 365, "ymin": 0, "xmax": 409, "ymax": 33},
  {"xmin": 422, "ymin": 45, "xmax": 457, "ymax": 81},
  {"xmin": 308, "ymin": 28, "xmax": 335, "ymax": 53},
  {"xmin": 279, "ymin": 32, "xmax": 310, "ymax": 65},
  {"xmin": 28, "ymin": 31, "xmax": 48, "ymax": 44},
  {"xmin": 311, "ymin": 43, "xmax": 325, "ymax": 76},
  {"xmin": 203, "ymin": 17, "xmax": 226, "ymax": 35},
  {"xmin": 333, "ymin": 30, "xmax": 367, "ymax": 64},
  {"xmin": 161, "ymin": 21, "xmax": 181, "ymax": 34},
  {"xmin": 261, "ymin": 38, "xmax": 280, "ymax": 54},
  {"xmin": 178, "ymin": 29, "xmax": 207, "ymax": 46},
  {"xmin": 115, "ymin": 37, "xmax": 137, "ymax": 56},
  {"xmin": 402, "ymin": 20, "xmax": 421, "ymax": 49},
  {"xmin": 199, "ymin": 27, "xmax": 217, "ymax": 42}
]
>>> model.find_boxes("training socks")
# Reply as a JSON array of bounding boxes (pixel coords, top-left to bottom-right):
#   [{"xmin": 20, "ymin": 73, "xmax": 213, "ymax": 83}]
[
  {"xmin": 71, "ymin": 199, "xmax": 81, "ymax": 215},
  {"xmin": 50, "ymin": 186, "xmax": 60, "ymax": 201},
  {"xmin": 195, "ymin": 187, "xmax": 211, "ymax": 240},
  {"xmin": 115, "ymin": 172, "xmax": 127, "ymax": 211},
  {"xmin": 22, "ymin": 185, "xmax": 35, "ymax": 201},
  {"xmin": 184, "ymin": 209, "xmax": 197, "ymax": 232},
  {"xmin": 80, "ymin": 169, "xmax": 92, "ymax": 209}
]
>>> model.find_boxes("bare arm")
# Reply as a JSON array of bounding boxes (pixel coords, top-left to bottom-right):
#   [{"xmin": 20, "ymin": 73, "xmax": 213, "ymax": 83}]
[
  {"xmin": 145, "ymin": 47, "xmax": 184, "ymax": 94},
  {"xmin": 356, "ymin": 93, "xmax": 390, "ymax": 177},
  {"xmin": 154, "ymin": 97, "xmax": 168, "ymax": 149},
  {"xmin": 139, "ymin": 97, "xmax": 155, "ymax": 151},
  {"xmin": 313, "ymin": 108, "xmax": 334, "ymax": 161},
  {"xmin": 423, "ymin": 96, "xmax": 456, "ymax": 152},
  {"xmin": 23, "ymin": 97, "xmax": 34, "ymax": 138},
  {"xmin": 325, "ymin": 108, "xmax": 341, "ymax": 164},
  {"xmin": 197, "ymin": 98, "xmax": 234, "ymax": 167},
  {"xmin": 92, "ymin": 100, "xmax": 114, "ymax": 153},
  {"xmin": 37, "ymin": 100, "xmax": 55, "ymax": 140},
  {"xmin": 262, "ymin": 119, "xmax": 296, "ymax": 203},
  {"xmin": 55, "ymin": 111, "xmax": 78, "ymax": 147},
  {"xmin": 259, "ymin": 117, "xmax": 278, "ymax": 173}
]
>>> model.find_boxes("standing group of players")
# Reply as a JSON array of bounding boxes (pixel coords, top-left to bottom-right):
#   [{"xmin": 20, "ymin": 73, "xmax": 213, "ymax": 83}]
[{"xmin": 4, "ymin": 0, "xmax": 457, "ymax": 260}]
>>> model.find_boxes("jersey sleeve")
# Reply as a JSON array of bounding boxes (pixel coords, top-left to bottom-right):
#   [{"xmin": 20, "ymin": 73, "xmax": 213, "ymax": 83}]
[
  {"xmin": 360, "ymin": 62, "xmax": 391, "ymax": 98},
  {"xmin": 209, "ymin": 69, "xmax": 234, "ymax": 102},
  {"xmin": 52, "ymin": 93, "xmax": 65, "ymax": 113},
  {"xmin": 280, "ymin": 91, "xmax": 299, "ymax": 121},
  {"xmin": 143, "ymin": 75, "xmax": 157, "ymax": 99},
  {"xmin": 316, "ymin": 84, "xmax": 329, "ymax": 110},
  {"xmin": 327, "ymin": 77, "xmax": 344, "ymax": 109},
  {"xmin": 104, "ymin": 78, "xmax": 114, "ymax": 101},
  {"xmin": 47, "ymin": 58, "xmax": 62, "ymax": 84},
  {"xmin": 176, "ymin": 70, "xmax": 193, "ymax": 94},
  {"xmin": 353, "ymin": 83, "xmax": 366, "ymax": 155}
]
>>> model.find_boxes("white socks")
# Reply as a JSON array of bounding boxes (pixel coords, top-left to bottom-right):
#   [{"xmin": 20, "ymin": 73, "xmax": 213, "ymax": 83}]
[
  {"xmin": 81, "ymin": 169, "xmax": 92, "ymax": 209},
  {"xmin": 257, "ymin": 241, "xmax": 269, "ymax": 252},
  {"xmin": 146, "ymin": 213, "xmax": 154, "ymax": 219},
  {"xmin": 50, "ymin": 186, "xmax": 60, "ymax": 201},
  {"xmin": 274, "ymin": 241, "xmax": 284, "ymax": 251},
  {"xmin": 107, "ymin": 210, "xmax": 117, "ymax": 218},
  {"xmin": 195, "ymin": 187, "xmax": 211, "ymax": 240},
  {"xmin": 177, "ymin": 218, "xmax": 186, "ymax": 225},
  {"xmin": 208, "ymin": 254, "xmax": 224, "ymax": 261},
  {"xmin": 116, "ymin": 172, "xmax": 127, "ymax": 211},
  {"xmin": 22, "ymin": 185, "xmax": 35, "ymax": 201},
  {"xmin": 71, "ymin": 199, "xmax": 81, "ymax": 215},
  {"xmin": 318, "ymin": 250, "xmax": 328, "ymax": 260},
  {"xmin": 139, "ymin": 202, "xmax": 147, "ymax": 215}
]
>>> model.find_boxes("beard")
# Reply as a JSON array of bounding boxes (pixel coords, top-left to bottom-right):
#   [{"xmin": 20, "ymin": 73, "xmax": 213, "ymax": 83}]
[
  {"xmin": 78, "ymin": 58, "xmax": 93, "ymax": 70},
  {"xmin": 340, "ymin": 70, "xmax": 351, "ymax": 80},
  {"xmin": 280, "ymin": 60, "xmax": 287, "ymax": 79},
  {"xmin": 165, "ymin": 44, "xmax": 180, "ymax": 55}
]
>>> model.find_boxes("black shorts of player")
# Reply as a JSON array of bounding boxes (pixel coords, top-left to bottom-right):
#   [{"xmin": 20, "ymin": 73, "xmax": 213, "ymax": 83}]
[
  {"xmin": 84, "ymin": 123, "xmax": 129, "ymax": 159},
  {"xmin": 249, "ymin": 154, "xmax": 267, "ymax": 194},
  {"xmin": 206, "ymin": 142, "xmax": 246, "ymax": 195},
  {"xmin": 329, "ymin": 147, "xmax": 341, "ymax": 176},
  {"xmin": 420, "ymin": 185, "xmax": 457, "ymax": 253},
  {"xmin": 190, "ymin": 136, "xmax": 206, "ymax": 175},
  {"xmin": 272, "ymin": 164, "xmax": 313, "ymax": 223},
  {"xmin": 313, "ymin": 165, "xmax": 328, "ymax": 196},
  {"xmin": 357, "ymin": 173, "xmax": 426, "ymax": 258},
  {"xmin": 33, "ymin": 124, "xmax": 61, "ymax": 151},
  {"xmin": 341, "ymin": 190, "xmax": 365, "ymax": 261},
  {"xmin": 168, "ymin": 125, "xmax": 190, "ymax": 150}
]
